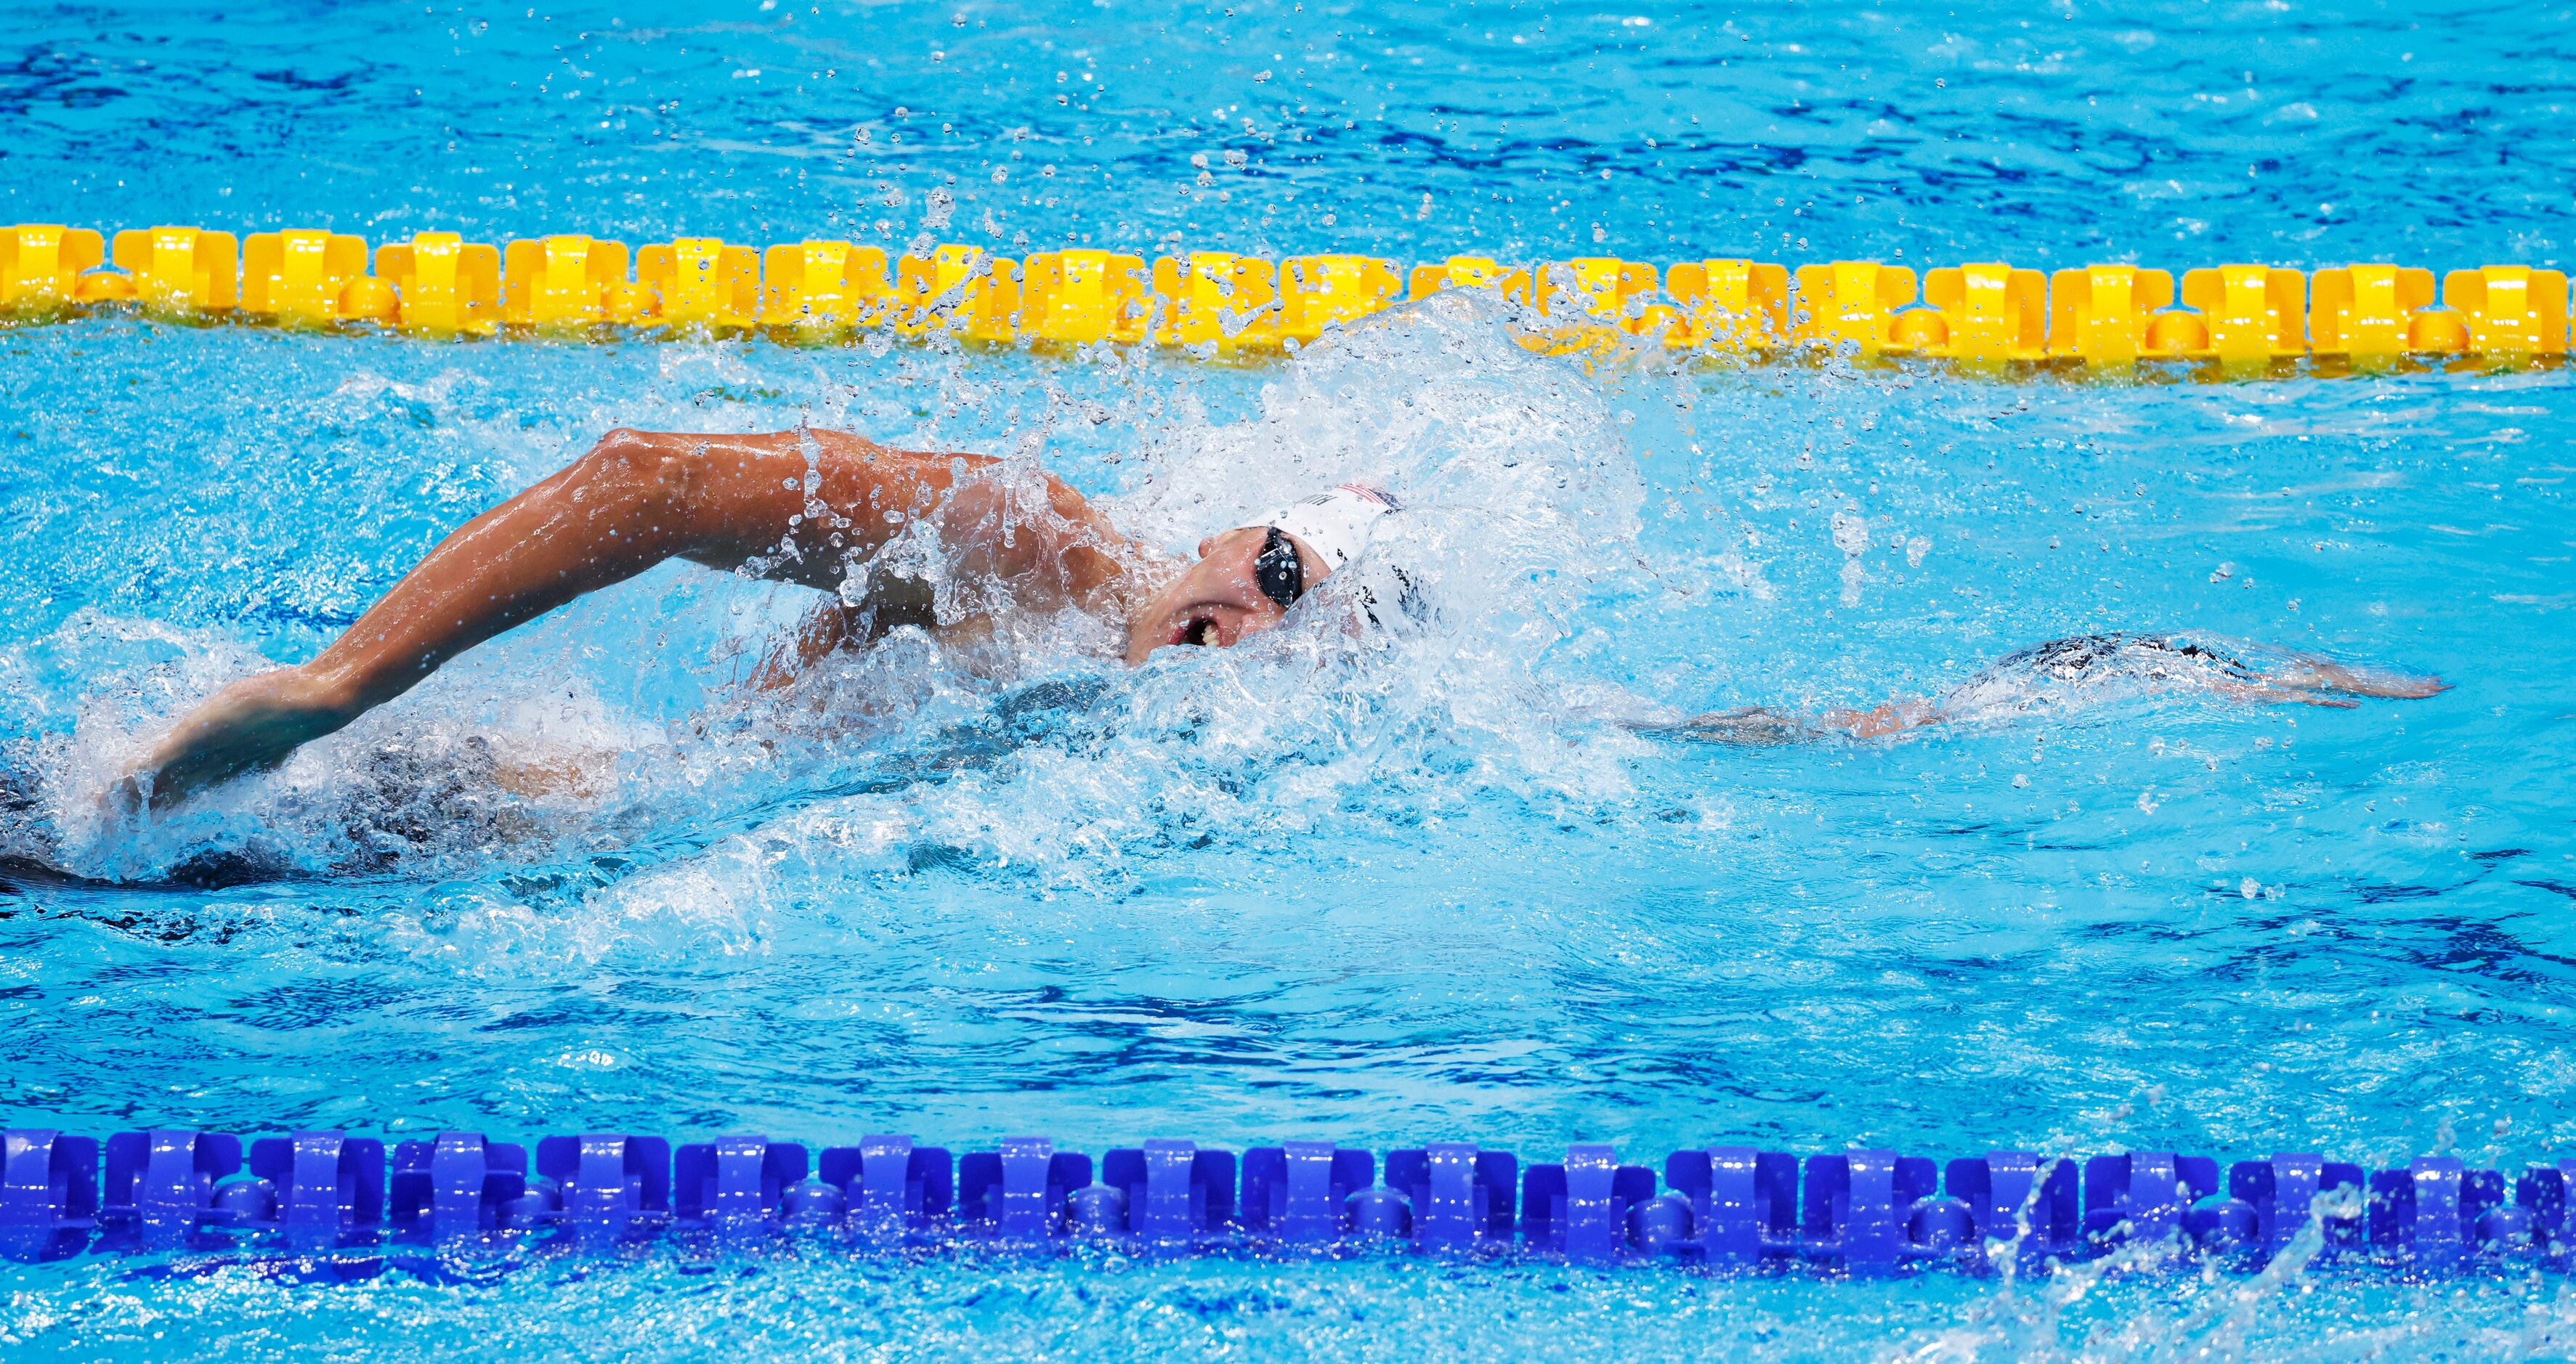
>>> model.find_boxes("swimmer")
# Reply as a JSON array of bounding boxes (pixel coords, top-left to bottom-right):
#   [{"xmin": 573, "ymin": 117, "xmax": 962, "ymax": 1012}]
[
  {"xmin": 113, "ymin": 427, "xmax": 1398, "ymax": 813},
  {"xmin": 111, "ymin": 428, "xmax": 2444, "ymax": 813}
]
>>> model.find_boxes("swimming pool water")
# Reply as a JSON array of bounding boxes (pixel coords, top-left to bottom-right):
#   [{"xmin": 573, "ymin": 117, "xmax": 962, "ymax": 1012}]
[{"xmin": 4, "ymin": 1, "xmax": 2575, "ymax": 1359}]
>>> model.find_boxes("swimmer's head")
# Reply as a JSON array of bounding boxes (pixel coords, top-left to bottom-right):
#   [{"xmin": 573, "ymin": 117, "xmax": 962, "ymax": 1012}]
[{"xmin": 1123, "ymin": 481, "xmax": 1398, "ymax": 665}]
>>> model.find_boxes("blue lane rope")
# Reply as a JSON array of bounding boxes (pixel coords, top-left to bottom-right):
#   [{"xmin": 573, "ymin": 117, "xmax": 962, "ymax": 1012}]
[{"xmin": 1, "ymin": 1126, "xmax": 2558, "ymax": 1272}]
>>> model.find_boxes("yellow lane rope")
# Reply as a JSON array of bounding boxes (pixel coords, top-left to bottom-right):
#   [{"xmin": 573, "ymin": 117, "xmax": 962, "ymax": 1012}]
[{"xmin": 3, "ymin": 223, "xmax": 2566, "ymax": 371}]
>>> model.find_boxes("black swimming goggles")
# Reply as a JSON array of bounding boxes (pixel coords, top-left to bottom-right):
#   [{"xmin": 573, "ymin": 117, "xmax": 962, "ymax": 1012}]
[{"xmin": 1253, "ymin": 527, "xmax": 1305, "ymax": 609}]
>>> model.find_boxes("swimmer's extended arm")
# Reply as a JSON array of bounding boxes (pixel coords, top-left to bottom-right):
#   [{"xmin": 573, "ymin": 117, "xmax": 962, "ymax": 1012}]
[
  {"xmin": 118, "ymin": 427, "xmax": 1151, "ymax": 812},
  {"xmin": 1645, "ymin": 643, "xmax": 2442, "ymax": 747}
]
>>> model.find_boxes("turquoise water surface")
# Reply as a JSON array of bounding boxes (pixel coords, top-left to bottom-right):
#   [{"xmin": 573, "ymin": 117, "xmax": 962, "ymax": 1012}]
[{"xmin": 4, "ymin": 1, "xmax": 2575, "ymax": 1360}]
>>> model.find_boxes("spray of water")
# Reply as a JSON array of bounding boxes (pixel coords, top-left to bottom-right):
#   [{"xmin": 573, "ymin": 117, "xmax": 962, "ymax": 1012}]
[{"xmin": 4, "ymin": 293, "xmax": 1649, "ymax": 891}]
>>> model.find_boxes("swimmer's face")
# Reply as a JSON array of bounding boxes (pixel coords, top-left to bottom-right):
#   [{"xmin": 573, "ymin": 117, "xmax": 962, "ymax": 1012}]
[{"xmin": 1125, "ymin": 527, "xmax": 1327, "ymax": 665}]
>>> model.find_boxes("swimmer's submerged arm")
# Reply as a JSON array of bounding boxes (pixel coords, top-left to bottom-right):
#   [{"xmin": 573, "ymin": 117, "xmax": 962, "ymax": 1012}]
[
  {"xmin": 1642, "ymin": 637, "xmax": 2444, "ymax": 749},
  {"xmin": 2263, "ymin": 654, "xmax": 2448, "ymax": 701},
  {"xmin": 120, "ymin": 427, "xmax": 1148, "ymax": 811},
  {"xmin": 1639, "ymin": 699, "xmax": 1940, "ymax": 744}
]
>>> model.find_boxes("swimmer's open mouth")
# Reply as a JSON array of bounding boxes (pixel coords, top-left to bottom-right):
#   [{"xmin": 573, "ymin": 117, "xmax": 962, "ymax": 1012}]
[{"xmin": 1175, "ymin": 614, "xmax": 1218, "ymax": 648}]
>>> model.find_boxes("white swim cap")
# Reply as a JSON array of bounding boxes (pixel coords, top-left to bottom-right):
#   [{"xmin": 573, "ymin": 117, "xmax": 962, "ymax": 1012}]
[{"xmin": 1239, "ymin": 481, "xmax": 1400, "ymax": 572}]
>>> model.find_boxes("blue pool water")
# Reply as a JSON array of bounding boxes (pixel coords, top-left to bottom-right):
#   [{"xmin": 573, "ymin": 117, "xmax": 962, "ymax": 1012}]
[{"xmin": 5, "ymin": 1, "xmax": 2576, "ymax": 1358}]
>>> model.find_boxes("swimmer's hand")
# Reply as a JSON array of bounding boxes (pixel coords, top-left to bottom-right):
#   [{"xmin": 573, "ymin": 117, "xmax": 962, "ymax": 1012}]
[{"xmin": 110, "ymin": 666, "xmax": 357, "ymax": 816}]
